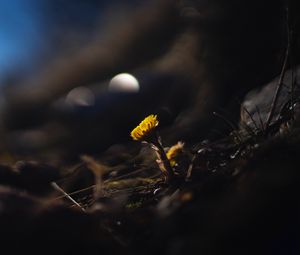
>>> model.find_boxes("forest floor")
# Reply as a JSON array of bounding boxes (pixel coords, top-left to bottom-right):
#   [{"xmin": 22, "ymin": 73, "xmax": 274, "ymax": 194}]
[{"xmin": 1, "ymin": 68, "xmax": 300, "ymax": 255}]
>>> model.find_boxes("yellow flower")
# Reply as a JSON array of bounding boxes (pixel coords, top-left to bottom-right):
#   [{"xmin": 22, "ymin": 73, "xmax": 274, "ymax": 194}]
[
  {"xmin": 130, "ymin": 114, "xmax": 159, "ymax": 141},
  {"xmin": 166, "ymin": 141, "xmax": 184, "ymax": 166}
]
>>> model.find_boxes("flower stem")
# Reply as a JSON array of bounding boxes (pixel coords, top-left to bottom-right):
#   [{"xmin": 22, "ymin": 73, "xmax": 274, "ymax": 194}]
[{"xmin": 150, "ymin": 133, "xmax": 174, "ymax": 182}]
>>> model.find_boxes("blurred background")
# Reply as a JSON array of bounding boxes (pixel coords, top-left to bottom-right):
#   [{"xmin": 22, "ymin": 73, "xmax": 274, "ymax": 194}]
[{"xmin": 0, "ymin": 0, "xmax": 298, "ymax": 161}]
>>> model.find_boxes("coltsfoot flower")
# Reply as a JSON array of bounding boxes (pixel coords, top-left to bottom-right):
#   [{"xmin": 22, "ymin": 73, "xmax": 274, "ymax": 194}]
[
  {"xmin": 130, "ymin": 114, "xmax": 174, "ymax": 182},
  {"xmin": 130, "ymin": 114, "xmax": 159, "ymax": 141},
  {"xmin": 166, "ymin": 141, "xmax": 184, "ymax": 167}
]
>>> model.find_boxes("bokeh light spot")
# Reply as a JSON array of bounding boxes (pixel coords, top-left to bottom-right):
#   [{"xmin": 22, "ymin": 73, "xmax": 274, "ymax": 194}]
[
  {"xmin": 109, "ymin": 73, "xmax": 140, "ymax": 93},
  {"xmin": 65, "ymin": 86, "xmax": 95, "ymax": 107}
]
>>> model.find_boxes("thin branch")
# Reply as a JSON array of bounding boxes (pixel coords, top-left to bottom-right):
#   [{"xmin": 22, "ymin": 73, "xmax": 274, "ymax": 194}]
[{"xmin": 265, "ymin": 6, "xmax": 291, "ymax": 131}]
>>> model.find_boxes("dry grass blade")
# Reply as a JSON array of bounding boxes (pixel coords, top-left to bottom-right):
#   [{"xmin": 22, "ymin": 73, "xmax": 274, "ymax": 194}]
[
  {"xmin": 51, "ymin": 182, "xmax": 86, "ymax": 212},
  {"xmin": 213, "ymin": 112, "xmax": 242, "ymax": 142}
]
